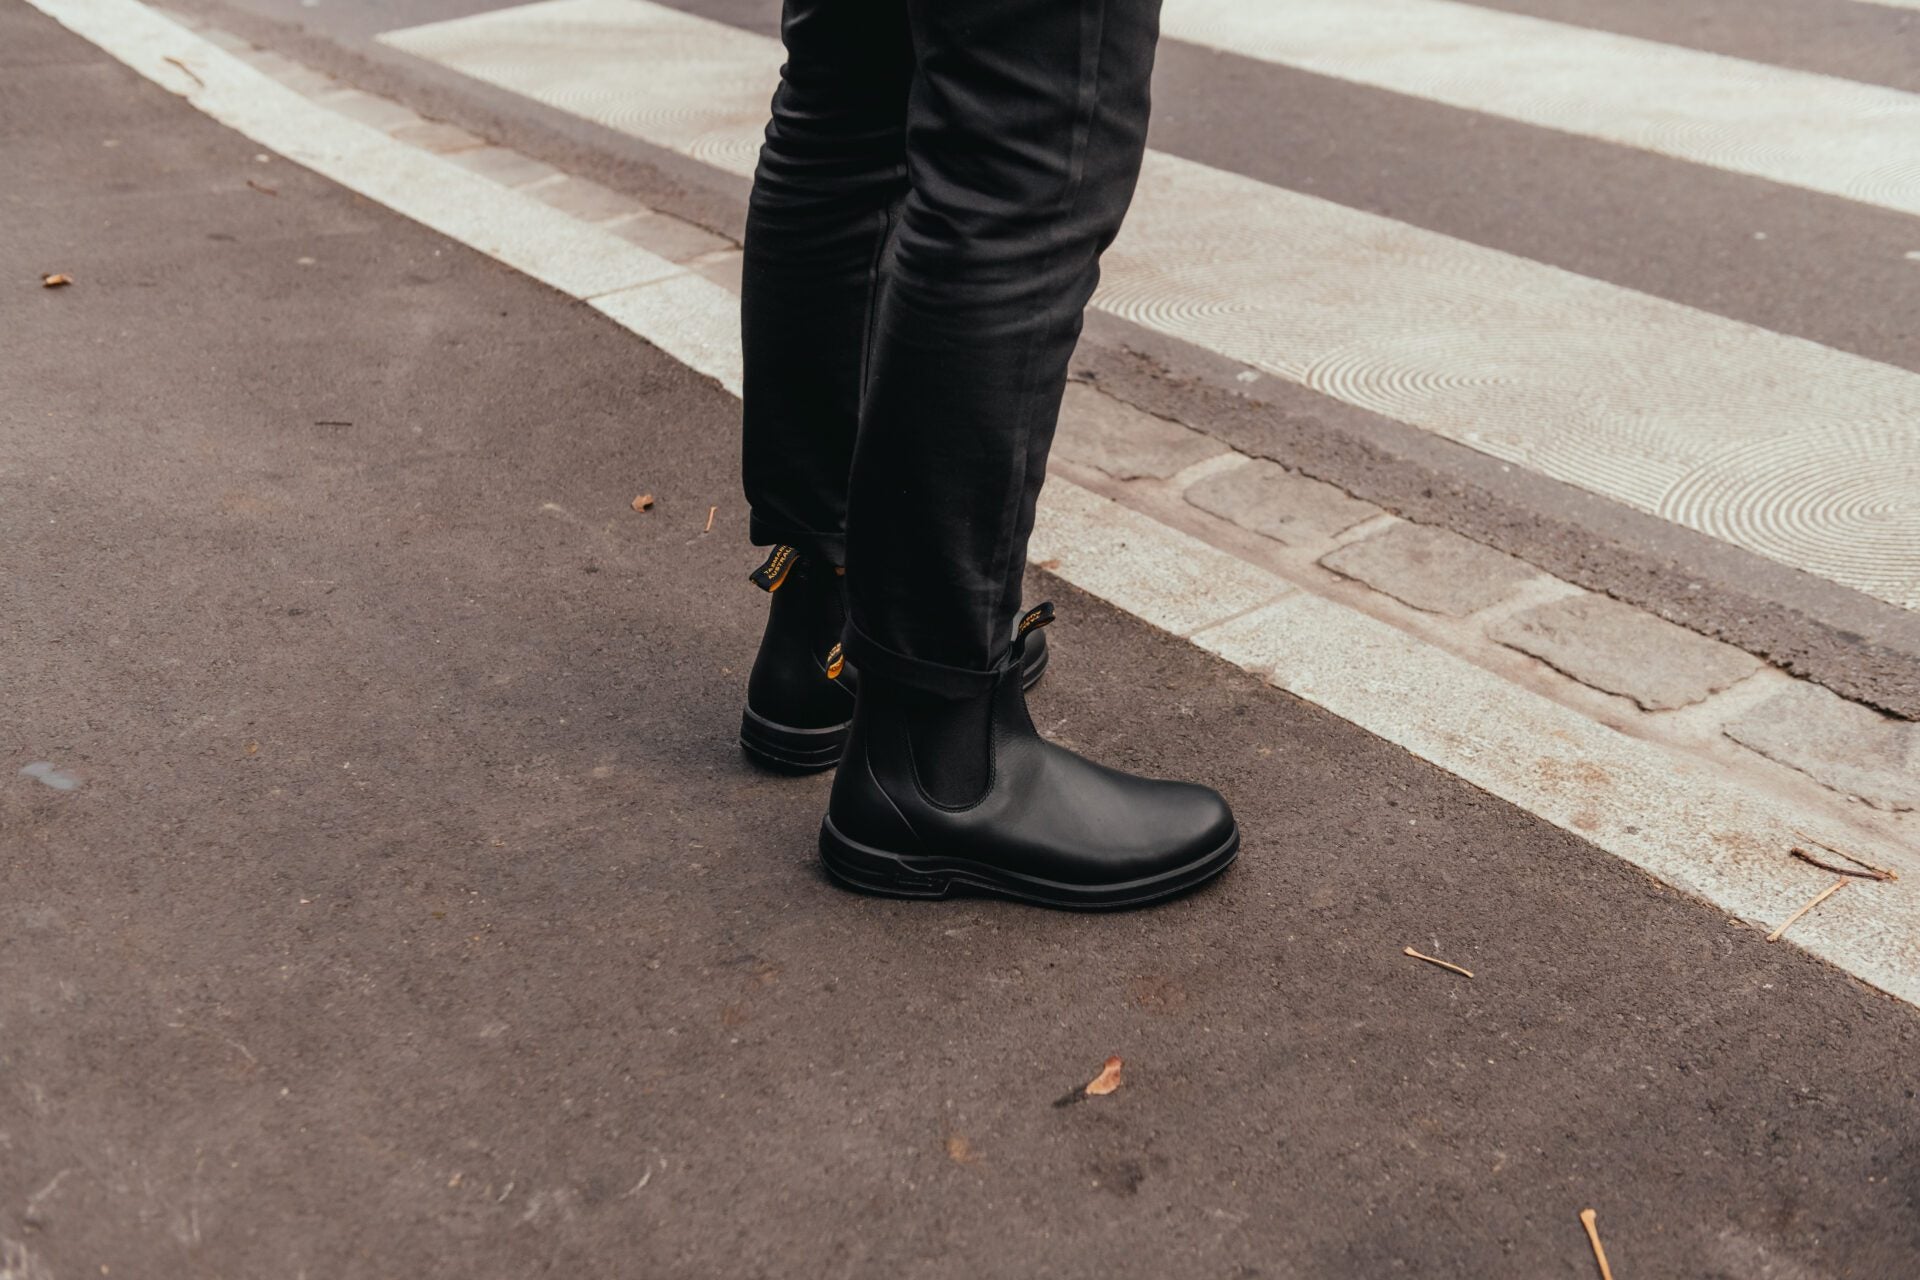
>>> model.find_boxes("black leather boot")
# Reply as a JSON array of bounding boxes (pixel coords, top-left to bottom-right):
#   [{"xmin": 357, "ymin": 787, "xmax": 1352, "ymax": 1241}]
[
  {"xmin": 739, "ymin": 546, "xmax": 854, "ymax": 772},
  {"xmin": 739, "ymin": 547, "xmax": 1050, "ymax": 773},
  {"xmin": 820, "ymin": 605, "xmax": 1239, "ymax": 908}
]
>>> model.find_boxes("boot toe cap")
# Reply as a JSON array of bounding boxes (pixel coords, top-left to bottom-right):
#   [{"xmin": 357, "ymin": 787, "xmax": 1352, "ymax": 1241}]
[{"xmin": 1111, "ymin": 778, "xmax": 1236, "ymax": 876}]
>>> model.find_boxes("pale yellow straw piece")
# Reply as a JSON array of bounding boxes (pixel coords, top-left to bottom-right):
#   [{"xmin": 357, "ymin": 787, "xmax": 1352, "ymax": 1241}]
[
  {"xmin": 1766, "ymin": 878, "xmax": 1846, "ymax": 943},
  {"xmin": 1403, "ymin": 947, "xmax": 1473, "ymax": 978},
  {"xmin": 1579, "ymin": 1209, "xmax": 1615, "ymax": 1280}
]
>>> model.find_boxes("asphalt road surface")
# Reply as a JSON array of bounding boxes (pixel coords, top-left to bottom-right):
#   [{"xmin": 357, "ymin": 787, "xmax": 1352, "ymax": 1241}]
[{"xmin": 5, "ymin": 3, "xmax": 1919, "ymax": 1278}]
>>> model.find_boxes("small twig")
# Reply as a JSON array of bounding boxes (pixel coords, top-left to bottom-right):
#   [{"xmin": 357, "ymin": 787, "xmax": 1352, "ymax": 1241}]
[
  {"xmin": 1790, "ymin": 847, "xmax": 1892, "ymax": 882},
  {"xmin": 25, "ymin": 1169, "xmax": 74, "ymax": 1221},
  {"xmin": 1403, "ymin": 947, "xmax": 1473, "ymax": 978},
  {"xmin": 704, "ymin": 505, "xmax": 716, "ymax": 533},
  {"xmin": 1792, "ymin": 830, "xmax": 1896, "ymax": 881},
  {"xmin": 163, "ymin": 55, "xmax": 206, "ymax": 89},
  {"xmin": 1767, "ymin": 878, "xmax": 1846, "ymax": 943},
  {"xmin": 247, "ymin": 178, "xmax": 279, "ymax": 197},
  {"xmin": 1579, "ymin": 1209, "xmax": 1615, "ymax": 1280}
]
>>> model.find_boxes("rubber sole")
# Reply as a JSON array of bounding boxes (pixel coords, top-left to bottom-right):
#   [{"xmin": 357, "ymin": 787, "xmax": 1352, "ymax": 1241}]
[
  {"xmin": 818, "ymin": 814, "xmax": 1240, "ymax": 910},
  {"xmin": 738, "ymin": 705, "xmax": 849, "ymax": 773},
  {"xmin": 739, "ymin": 642, "xmax": 1051, "ymax": 775}
]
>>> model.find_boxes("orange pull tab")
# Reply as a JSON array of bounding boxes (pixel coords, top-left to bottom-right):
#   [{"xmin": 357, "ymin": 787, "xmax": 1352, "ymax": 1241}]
[
  {"xmin": 748, "ymin": 545, "xmax": 799, "ymax": 592},
  {"xmin": 1017, "ymin": 601, "xmax": 1056, "ymax": 639},
  {"xmin": 825, "ymin": 643, "xmax": 845, "ymax": 680}
]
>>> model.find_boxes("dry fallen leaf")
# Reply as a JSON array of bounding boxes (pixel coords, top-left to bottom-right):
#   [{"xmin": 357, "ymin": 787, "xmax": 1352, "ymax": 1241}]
[
  {"xmin": 631, "ymin": 493, "xmax": 655, "ymax": 513},
  {"xmin": 1084, "ymin": 1056, "xmax": 1124, "ymax": 1096},
  {"xmin": 1052, "ymin": 1055, "xmax": 1127, "ymax": 1107},
  {"xmin": 41, "ymin": 273, "xmax": 73, "ymax": 288},
  {"xmin": 944, "ymin": 1133, "xmax": 981, "ymax": 1165}
]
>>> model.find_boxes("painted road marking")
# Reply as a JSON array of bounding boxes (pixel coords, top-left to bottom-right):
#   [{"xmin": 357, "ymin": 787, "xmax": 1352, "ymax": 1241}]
[
  {"xmin": 29, "ymin": 0, "xmax": 1919, "ymax": 1005},
  {"xmin": 31, "ymin": 0, "xmax": 740, "ymax": 393},
  {"xmin": 381, "ymin": 0, "xmax": 767, "ymax": 181},
  {"xmin": 1198, "ymin": 592, "xmax": 1920, "ymax": 991},
  {"xmin": 378, "ymin": 0, "xmax": 1920, "ymax": 614},
  {"xmin": 1159, "ymin": 0, "xmax": 1920, "ymax": 218}
]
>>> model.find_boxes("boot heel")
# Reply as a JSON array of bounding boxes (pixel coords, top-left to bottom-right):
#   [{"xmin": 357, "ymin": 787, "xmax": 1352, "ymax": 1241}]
[
  {"xmin": 819, "ymin": 818, "xmax": 951, "ymax": 899},
  {"xmin": 740, "ymin": 707, "xmax": 849, "ymax": 774}
]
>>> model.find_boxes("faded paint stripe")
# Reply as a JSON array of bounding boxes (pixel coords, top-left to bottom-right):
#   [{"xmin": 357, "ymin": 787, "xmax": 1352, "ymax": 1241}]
[{"xmin": 382, "ymin": 0, "xmax": 768, "ymax": 180}]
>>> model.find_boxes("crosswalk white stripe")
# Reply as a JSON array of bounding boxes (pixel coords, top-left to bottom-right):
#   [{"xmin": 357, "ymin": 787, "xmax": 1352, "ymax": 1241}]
[
  {"xmin": 1159, "ymin": 0, "xmax": 1920, "ymax": 219},
  {"xmin": 380, "ymin": 0, "xmax": 1920, "ymax": 612},
  {"xmin": 1103, "ymin": 153, "xmax": 1920, "ymax": 612},
  {"xmin": 35, "ymin": 0, "xmax": 1920, "ymax": 1007},
  {"xmin": 384, "ymin": 0, "xmax": 767, "ymax": 179}
]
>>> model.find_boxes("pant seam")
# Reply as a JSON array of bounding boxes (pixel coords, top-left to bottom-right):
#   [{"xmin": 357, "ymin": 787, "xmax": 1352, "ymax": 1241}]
[{"xmin": 982, "ymin": 0, "xmax": 1110, "ymax": 667}]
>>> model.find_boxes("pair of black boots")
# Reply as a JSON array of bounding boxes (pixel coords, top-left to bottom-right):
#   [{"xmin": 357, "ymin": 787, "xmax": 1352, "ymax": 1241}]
[{"xmin": 740, "ymin": 549, "xmax": 1238, "ymax": 908}]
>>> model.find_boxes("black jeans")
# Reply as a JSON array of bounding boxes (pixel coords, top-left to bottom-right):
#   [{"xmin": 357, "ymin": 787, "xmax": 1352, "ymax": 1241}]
[{"xmin": 741, "ymin": 0, "xmax": 1162, "ymax": 699}]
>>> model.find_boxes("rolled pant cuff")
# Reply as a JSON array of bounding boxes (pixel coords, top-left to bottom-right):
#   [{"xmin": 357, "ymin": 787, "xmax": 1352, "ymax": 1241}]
[
  {"xmin": 749, "ymin": 512, "xmax": 845, "ymax": 569},
  {"xmin": 842, "ymin": 618, "xmax": 1007, "ymax": 701}
]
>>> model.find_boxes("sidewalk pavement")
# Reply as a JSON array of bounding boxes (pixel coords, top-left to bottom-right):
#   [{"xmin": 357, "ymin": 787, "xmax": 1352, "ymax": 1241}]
[{"xmin": 4, "ymin": 7, "xmax": 1918, "ymax": 1277}]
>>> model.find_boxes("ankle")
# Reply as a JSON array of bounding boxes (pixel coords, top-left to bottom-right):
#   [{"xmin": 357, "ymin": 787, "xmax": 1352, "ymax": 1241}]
[
  {"xmin": 866, "ymin": 677, "xmax": 995, "ymax": 809},
  {"xmin": 753, "ymin": 549, "xmax": 846, "ymax": 651}
]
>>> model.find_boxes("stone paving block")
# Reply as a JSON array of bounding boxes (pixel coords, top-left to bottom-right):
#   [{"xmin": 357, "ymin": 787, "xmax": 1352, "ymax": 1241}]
[
  {"xmin": 244, "ymin": 49, "xmax": 337, "ymax": 96},
  {"xmin": 1053, "ymin": 383, "xmax": 1227, "ymax": 480},
  {"xmin": 1185, "ymin": 457, "xmax": 1380, "ymax": 546},
  {"xmin": 312, "ymin": 87, "xmax": 419, "ymax": 132},
  {"xmin": 443, "ymin": 145, "xmax": 562, "ymax": 189},
  {"xmin": 389, "ymin": 120, "xmax": 485, "ymax": 155},
  {"xmin": 691, "ymin": 250, "xmax": 744, "ymax": 293},
  {"xmin": 198, "ymin": 26, "xmax": 255, "ymax": 54},
  {"xmin": 525, "ymin": 174, "xmax": 644, "ymax": 223},
  {"xmin": 1725, "ymin": 683, "xmax": 1919, "ymax": 811},
  {"xmin": 608, "ymin": 211, "xmax": 735, "ymax": 263},
  {"xmin": 1320, "ymin": 523, "xmax": 1540, "ymax": 616},
  {"xmin": 1489, "ymin": 594, "xmax": 1761, "ymax": 710}
]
